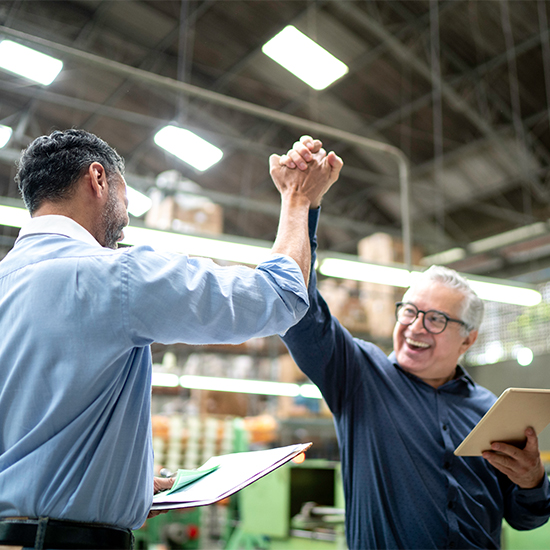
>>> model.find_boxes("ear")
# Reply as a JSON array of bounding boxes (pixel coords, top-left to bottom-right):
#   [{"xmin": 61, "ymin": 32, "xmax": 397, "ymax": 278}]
[
  {"xmin": 459, "ymin": 330, "xmax": 478, "ymax": 355},
  {"xmin": 87, "ymin": 162, "xmax": 108, "ymax": 199}
]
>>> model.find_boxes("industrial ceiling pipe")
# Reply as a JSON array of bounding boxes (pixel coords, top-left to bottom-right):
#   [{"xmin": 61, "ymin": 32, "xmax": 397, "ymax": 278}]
[{"xmin": 0, "ymin": 25, "xmax": 412, "ymax": 268}]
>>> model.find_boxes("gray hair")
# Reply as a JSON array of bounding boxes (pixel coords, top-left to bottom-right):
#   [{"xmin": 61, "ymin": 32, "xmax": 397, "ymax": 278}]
[{"xmin": 402, "ymin": 265, "xmax": 484, "ymax": 335}]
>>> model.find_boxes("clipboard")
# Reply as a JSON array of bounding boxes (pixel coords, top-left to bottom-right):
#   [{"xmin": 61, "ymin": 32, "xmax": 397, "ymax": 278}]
[
  {"xmin": 454, "ymin": 388, "xmax": 550, "ymax": 456},
  {"xmin": 151, "ymin": 442, "xmax": 312, "ymax": 510}
]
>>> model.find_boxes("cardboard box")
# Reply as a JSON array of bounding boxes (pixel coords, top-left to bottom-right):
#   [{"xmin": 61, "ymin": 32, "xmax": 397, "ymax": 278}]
[{"xmin": 146, "ymin": 194, "xmax": 223, "ymax": 235}]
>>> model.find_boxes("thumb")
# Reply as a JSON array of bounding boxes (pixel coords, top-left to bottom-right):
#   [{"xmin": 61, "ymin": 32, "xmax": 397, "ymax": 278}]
[
  {"xmin": 269, "ymin": 153, "xmax": 282, "ymax": 172},
  {"xmin": 524, "ymin": 427, "xmax": 539, "ymax": 452},
  {"xmin": 327, "ymin": 151, "xmax": 343, "ymax": 173},
  {"xmin": 154, "ymin": 476, "xmax": 175, "ymax": 494}
]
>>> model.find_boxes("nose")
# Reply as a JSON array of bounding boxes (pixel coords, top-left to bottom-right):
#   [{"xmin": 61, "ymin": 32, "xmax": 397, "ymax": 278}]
[{"xmin": 409, "ymin": 312, "xmax": 427, "ymax": 332}]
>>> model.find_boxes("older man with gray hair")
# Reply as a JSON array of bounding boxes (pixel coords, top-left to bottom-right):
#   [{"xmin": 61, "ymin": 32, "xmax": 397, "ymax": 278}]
[{"xmin": 278, "ymin": 136, "xmax": 550, "ymax": 550}]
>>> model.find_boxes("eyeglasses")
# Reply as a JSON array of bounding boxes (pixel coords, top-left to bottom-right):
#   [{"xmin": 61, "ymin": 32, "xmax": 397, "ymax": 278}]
[{"xmin": 395, "ymin": 302, "xmax": 469, "ymax": 334}]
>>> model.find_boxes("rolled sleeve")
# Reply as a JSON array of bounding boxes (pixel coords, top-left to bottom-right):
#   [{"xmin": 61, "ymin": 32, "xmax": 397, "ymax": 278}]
[
  {"xmin": 257, "ymin": 253, "xmax": 310, "ymax": 335},
  {"xmin": 124, "ymin": 246, "xmax": 310, "ymax": 345}
]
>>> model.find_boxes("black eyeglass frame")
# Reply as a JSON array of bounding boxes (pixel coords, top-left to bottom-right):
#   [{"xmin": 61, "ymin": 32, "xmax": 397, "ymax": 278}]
[{"xmin": 394, "ymin": 301, "xmax": 469, "ymax": 334}]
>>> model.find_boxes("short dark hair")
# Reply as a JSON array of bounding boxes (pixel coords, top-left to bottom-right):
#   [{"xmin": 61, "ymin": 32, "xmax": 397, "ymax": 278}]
[{"xmin": 15, "ymin": 129, "xmax": 125, "ymax": 214}]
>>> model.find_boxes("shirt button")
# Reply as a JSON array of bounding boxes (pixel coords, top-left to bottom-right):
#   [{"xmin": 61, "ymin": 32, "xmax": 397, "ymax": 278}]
[
  {"xmin": 442, "ymin": 424, "xmax": 448, "ymax": 431},
  {"xmin": 448, "ymin": 501, "xmax": 454, "ymax": 509},
  {"xmin": 444, "ymin": 461, "xmax": 451, "ymax": 470}
]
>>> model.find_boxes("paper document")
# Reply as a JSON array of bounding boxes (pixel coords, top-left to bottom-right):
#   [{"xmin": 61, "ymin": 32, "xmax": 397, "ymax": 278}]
[{"xmin": 152, "ymin": 442, "xmax": 312, "ymax": 510}]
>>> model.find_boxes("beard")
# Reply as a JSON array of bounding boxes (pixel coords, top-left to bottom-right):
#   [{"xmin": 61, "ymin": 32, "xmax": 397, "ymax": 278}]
[{"xmin": 101, "ymin": 181, "xmax": 128, "ymax": 249}]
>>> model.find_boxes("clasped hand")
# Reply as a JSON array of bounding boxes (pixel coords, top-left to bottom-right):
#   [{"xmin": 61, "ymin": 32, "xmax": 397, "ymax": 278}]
[
  {"xmin": 482, "ymin": 427, "xmax": 545, "ymax": 489},
  {"xmin": 270, "ymin": 135, "xmax": 342, "ymax": 208}
]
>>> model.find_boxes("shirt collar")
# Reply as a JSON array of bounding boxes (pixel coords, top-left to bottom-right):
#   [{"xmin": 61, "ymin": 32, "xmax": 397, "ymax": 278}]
[
  {"xmin": 388, "ymin": 350, "xmax": 476, "ymax": 390},
  {"xmin": 16, "ymin": 215, "xmax": 102, "ymax": 248}
]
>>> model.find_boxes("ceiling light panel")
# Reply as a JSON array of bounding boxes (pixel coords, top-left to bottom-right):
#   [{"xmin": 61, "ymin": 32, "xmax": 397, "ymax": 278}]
[
  {"xmin": 154, "ymin": 125, "xmax": 223, "ymax": 172},
  {"xmin": 0, "ymin": 40, "xmax": 63, "ymax": 85},
  {"xmin": 262, "ymin": 26, "xmax": 349, "ymax": 90},
  {"xmin": 0, "ymin": 125, "xmax": 12, "ymax": 148}
]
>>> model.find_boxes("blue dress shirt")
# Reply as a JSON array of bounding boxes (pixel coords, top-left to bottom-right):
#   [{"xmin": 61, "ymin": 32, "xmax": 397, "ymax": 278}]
[
  {"xmin": 0, "ymin": 215, "xmax": 309, "ymax": 530},
  {"xmin": 281, "ymin": 208, "xmax": 550, "ymax": 550}
]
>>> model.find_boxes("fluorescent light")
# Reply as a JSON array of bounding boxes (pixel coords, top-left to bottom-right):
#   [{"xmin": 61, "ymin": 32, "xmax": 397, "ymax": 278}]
[
  {"xmin": 320, "ymin": 257, "xmax": 412, "ymax": 287},
  {"xmin": 122, "ymin": 225, "xmax": 271, "ymax": 265},
  {"xmin": 0, "ymin": 40, "xmax": 63, "ymax": 85},
  {"xmin": 299, "ymin": 384, "xmax": 323, "ymax": 399},
  {"xmin": 178, "ymin": 375, "xmax": 322, "ymax": 399},
  {"xmin": 154, "ymin": 125, "xmax": 223, "ymax": 171},
  {"xmin": 0, "ymin": 204, "xmax": 542, "ymax": 307},
  {"xmin": 0, "ymin": 125, "xmax": 13, "ymax": 148},
  {"xmin": 0, "ymin": 204, "xmax": 31, "ymax": 227},
  {"xmin": 468, "ymin": 280, "xmax": 541, "ymax": 306},
  {"xmin": 152, "ymin": 372, "xmax": 179, "ymax": 387},
  {"xmin": 262, "ymin": 25, "xmax": 349, "ymax": 90},
  {"xmin": 180, "ymin": 375, "xmax": 300, "ymax": 397},
  {"xmin": 126, "ymin": 185, "xmax": 152, "ymax": 217},
  {"xmin": 0, "ymin": 204, "xmax": 270, "ymax": 264},
  {"xmin": 319, "ymin": 256, "xmax": 541, "ymax": 307}
]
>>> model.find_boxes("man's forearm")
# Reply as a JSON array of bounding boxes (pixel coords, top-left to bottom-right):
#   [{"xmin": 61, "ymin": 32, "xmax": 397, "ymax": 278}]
[
  {"xmin": 268, "ymin": 137, "xmax": 342, "ymax": 284},
  {"xmin": 271, "ymin": 194, "xmax": 312, "ymax": 287}
]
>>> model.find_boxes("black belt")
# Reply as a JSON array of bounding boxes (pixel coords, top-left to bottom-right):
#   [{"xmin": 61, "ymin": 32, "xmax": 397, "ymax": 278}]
[{"xmin": 0, "ymin": 517, "xmax": 133, "ymax": 549}]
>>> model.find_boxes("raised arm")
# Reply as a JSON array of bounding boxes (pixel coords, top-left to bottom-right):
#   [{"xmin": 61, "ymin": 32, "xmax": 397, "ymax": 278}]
[{"xmin": 269, "ymin": 143, "xmax": 342, "ymax": 286}]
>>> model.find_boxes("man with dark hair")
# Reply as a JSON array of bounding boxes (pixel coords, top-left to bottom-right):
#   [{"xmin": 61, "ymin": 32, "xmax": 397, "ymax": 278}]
[
  {"xmin": 0, "ymin": 129, "xmax": 342, "ymax": 549},
  {"xmin": 280, "ymin": 137, "xmax": 550, "ymax": 549},
  {"xmin": 16, "ymin": 129, "xmax": 126, "ymax": 216}
]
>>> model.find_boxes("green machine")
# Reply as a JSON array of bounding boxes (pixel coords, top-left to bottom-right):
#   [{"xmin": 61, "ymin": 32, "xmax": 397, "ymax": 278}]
[
  {"xmin": 134, "ymin": 508, "xmax": 202, "ymax": 550},
  {"xmin": 225, "ymin": 459, "xmax": 346, "ymax": 550}
]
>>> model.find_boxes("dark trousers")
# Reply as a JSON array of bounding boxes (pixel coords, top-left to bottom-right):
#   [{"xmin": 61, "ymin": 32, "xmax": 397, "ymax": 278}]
[{"xmin": 0, "ymin": 517, "xmax": 133, "ymax": 549}]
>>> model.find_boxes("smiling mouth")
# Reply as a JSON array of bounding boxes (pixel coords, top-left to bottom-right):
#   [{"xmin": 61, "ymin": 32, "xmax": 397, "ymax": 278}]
[{"xmin": 406, "ymin": 337, "xmax": 430, "ymax": 349}]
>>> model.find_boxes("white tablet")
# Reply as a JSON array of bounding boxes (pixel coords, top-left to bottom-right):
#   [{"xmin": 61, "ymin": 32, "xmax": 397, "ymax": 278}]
[{"xmin": 454, "ymin": 388, "xmax": 550, "ymax": 457}]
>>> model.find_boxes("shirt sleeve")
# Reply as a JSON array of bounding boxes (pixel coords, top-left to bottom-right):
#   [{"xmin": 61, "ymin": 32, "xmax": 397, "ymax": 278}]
[
  {"xmin": 502, "ymin": 472, "xmax": 550, "ymax": 530},
  {"xmin": 280, "ymin": 208, "xmax": 364, "ymax": 414},
  {"xmin": 121, "ymin": 246, "xmax": 309, "ymax": 346}
]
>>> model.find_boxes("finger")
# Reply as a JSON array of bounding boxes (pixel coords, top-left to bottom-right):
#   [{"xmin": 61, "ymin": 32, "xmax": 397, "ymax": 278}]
[
  {"xmin": 523, "ymin": 427, "xmax": 539, "ymax": 453},
  {"xmin": 482, "ymin": 451, "xmax": 518, "ymax": 478},
  {"xmin": 490, "ymin": 441, "xmax": 522, "ymax": 459},
  {"xmin": 280, "ymin": 154, "xmax": 296, "ymax": 169},
  {"xmin": 287, "ymin": 148, "xmax": 309, "ymax": 170},
  {"xmin": 327, "ymin": 151, "xmax": 344, "ymax": 172},
  {"xmin": 269, "ymin": 154, "xmax": 281, "ymax": 173},
  {"xmin": 292, "ymin": 141, "xmax": 313, "ymax": 163},
  {"xmin": 300, "ymin": 135, "xmax": 323, "ymax": 153},
  {"xmin": 311, "ymin": 148, "xmax": 327, "ymax": 162},
  {"xmin": 153, "ymin": 476, "xmax": 175, "ymax": 494}
]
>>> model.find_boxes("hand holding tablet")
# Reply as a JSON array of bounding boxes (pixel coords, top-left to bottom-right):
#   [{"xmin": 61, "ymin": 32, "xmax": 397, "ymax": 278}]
[{"xmin": 454, "ymin": 388, "xmax": 550, "ymax": 457}]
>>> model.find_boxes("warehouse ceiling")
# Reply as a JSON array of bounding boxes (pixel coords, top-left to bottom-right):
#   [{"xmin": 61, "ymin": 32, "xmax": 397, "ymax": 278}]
[{"xmin": 2, "ymin": 0, "xmax": 550, "ymax": 283}]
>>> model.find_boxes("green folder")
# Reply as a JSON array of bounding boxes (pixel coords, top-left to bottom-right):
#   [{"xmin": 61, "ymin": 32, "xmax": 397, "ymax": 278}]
[{"xmin": 166, "ymin": 464, "xmax": 220, "ymax": 495}]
